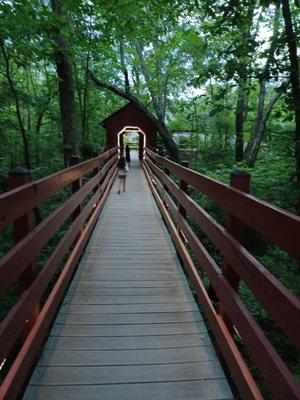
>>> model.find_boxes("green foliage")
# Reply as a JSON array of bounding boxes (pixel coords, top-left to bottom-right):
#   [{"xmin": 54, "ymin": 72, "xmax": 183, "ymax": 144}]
[{"xmin": 0, "ymin": 0, "xmax": 299, "ymax": 397}]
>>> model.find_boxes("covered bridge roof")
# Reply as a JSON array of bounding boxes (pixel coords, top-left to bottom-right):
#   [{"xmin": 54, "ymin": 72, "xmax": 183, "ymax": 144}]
[{"xmin": 100, "ymin": 103, "xmax": 156, "ymax": 130}]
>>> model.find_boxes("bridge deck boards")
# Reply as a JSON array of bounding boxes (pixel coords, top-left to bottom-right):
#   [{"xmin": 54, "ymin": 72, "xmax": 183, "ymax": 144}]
[{"xmin": 23, "ymin": 155, "xmax": 233, "ymax": 400}]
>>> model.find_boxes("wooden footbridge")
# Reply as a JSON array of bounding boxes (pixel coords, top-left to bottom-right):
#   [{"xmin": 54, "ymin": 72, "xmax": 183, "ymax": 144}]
[{"xmin": 0, "ymin": 149, "xmax": 299, "ymax": 399}]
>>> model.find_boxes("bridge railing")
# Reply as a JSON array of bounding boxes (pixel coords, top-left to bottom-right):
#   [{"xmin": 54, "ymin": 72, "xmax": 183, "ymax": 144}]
[
  {"xmin": 0, "ymin": 147, "xmax": 118, "ymax": 399},
  {"xmin": 144, "ymin": 148, "xmax": 300, "ymax": 400}
]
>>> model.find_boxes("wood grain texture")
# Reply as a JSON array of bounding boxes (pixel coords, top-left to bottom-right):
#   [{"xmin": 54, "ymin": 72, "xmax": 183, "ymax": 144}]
[
  {"xmin": 23, "ymin": 154, "xmax": 233, "ymax": 400},
  {"xmin": 23, "ymin": 380, "xmax": 232, "ymax": 400}
]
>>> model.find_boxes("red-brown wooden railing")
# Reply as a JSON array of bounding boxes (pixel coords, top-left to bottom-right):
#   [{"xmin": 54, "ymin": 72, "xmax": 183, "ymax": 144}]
[
  {"xmin": 144, "ymin": 148, "xmax": 300, "ymax": 400},
  {"xmin": 0, "ymin": 147, "xmax": 118, "ymax": 400}
]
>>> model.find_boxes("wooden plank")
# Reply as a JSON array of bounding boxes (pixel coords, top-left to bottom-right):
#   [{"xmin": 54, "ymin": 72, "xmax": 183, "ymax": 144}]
[
  {"xmin": 67, "ymin": 279, "xmax": 188, "ymax": 289},
  {"xmin": 44, "ymin": 333, "xmax": 212, "ymax": 351},
  {"xmin": 86, "ymin": 249, "xmax": 176, "ymax": 255},
  {"xmin": 29, "ymin": 362, "xmax": 226, "ymax": 385},
  {"xmin": 72, "ymin": 273, "xmax": 185, "ymax": 282},
  {"xmin": 55, "ymin": 311, "xmax": 203, "ymax": 325},
  {"xmin": 23, "ymin": 379, "xmax": 233, "ymax": 400},
  {"xmin": 76, "ymin": 263, "xmax": 181, "ymax": 270},
  {"xmin": 38, "ymin": 346, "xmax": 217, "ymax": 366},
  {"xmin": 65, "ymin": 287, "xmax": 191, "ymax": 297},
  {"xmin": 74, "ymin": 265, "xmax": 184, "ymax": 274},
  {"xmin": 50, "ymin": 321, "xmax": 207, "ymax": 337},
  {"xmin": 58, "ymin": 302, "xmax": 199, "ymax": 314},
  {"xmin": 62, "ymin": 295, "xmax": 194, "ymax": 305}
]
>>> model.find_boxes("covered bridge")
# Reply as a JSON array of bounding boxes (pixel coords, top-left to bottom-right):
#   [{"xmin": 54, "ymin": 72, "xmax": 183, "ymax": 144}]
[{"xmin": 101, "ymin": 103, "xmax": 157, "ymax": 159}]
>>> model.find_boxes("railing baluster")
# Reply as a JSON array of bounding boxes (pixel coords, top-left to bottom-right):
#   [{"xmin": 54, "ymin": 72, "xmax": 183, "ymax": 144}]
[
  {"xmin": 178, "ymin": 160, "xmax": 189, "ymax": 240},
  {"xmin": 69, "ymin": 155, "xmax": 82, "ymax": 243},
  {"xmin": 9, "ymin": 168, "xmax": 39, "ymax": 338},
  {"xmin": 92, "ymin": 152, "xmax": 100, "ymax": 199},
  {"xmin": 144, "ymin": 149, "xmax": 300, "ymax": 399},
  {"xmin": 220, "ymin": 170, "xmax": 250, "ymax": 335},
  {"xmin": 163, "ymin": 166, "xmax": 170, "ymax": 209}
]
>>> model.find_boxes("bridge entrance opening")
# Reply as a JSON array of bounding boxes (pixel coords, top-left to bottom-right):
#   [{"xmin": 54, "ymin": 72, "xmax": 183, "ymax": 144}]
[{"xmin": 117, "ymin": 126, "xmax": 146, "ymax": 160}]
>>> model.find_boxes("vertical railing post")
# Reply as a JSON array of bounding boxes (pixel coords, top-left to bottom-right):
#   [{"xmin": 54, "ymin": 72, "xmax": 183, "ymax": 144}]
[
  {"xmin": 178, "ymin": 161, "xmax": 189, "ymax": 240},
  {"xmin": 69, "ymin": 155, "xmax": 82, "ymax": 242},
  {"xmin": 163, "ymin": 166, "xmax": 170, "ymax": 209},
  {"xmin": 9, "ymin": 167, "xmax": 39, "ymax": 338},
  {"xmin": 92, "ymin": 152, "xmax": 100, "ymax": 197},
  {"xmin": 105, "ymin": 149, "xmax": 113, "ymax": 183},
  {"xmin": 178, "ymin": 161, "xmax": 189, "ymax": 219},
  {"xmin": 221, "ymin": 170, "xmax": 251, "ymax": 334}
]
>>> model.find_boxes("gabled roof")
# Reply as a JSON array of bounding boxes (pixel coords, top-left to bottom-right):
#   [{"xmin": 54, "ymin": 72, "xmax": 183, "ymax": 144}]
[{"xmin": 100, "ymin": 103, "xmax": 131, "ymax": 127}]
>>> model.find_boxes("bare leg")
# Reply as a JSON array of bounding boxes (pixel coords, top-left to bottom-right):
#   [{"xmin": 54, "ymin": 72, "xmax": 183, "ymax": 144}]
[
  {"xmin": 117, "ymin": 179, "xmax": 122, "ymax": 194},
  {"xmin": 123, "ymin": 177, "xmax": 126, "ymax": 192}
]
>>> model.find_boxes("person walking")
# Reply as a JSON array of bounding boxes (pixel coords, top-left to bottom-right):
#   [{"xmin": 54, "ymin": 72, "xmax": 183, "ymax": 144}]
[
  {"xmin": 125, "ymin": 144, "xmax": 131, "ymax": 169},
  {"xmin": 117, "ymin": 155, "xmax": 128, "ymax": 194}
]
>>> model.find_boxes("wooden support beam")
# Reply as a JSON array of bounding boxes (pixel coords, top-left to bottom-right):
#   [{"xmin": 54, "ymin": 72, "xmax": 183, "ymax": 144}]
[
  {"xmin": 9, "ymin": 168, "xmax": 39, "ymax": 339},
  {"xmin": 221, "ymin": 171, "xmax": 250, "ymax": 335},
  {"xmin": 69, "ymin": 155, "xmax": 82, "ymax": 243},
  {"xmin": 178, "ymin": 161, "xmax": 189, "ymax": 241}
]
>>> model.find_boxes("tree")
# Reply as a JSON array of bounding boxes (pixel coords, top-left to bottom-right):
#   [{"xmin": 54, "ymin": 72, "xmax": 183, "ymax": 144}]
[
  {"xmin": 244, "ymin": 4, "xmax": 288, "ymax": 166},
  {"xmin": 0, "ymin": 0, "xmax": 57, "ymax": 170},
  {"xmin": 88, "ymin": 70, "xmax": 181, "ymax": 161},
  {"xmin": 281, "ymin": 0, "xmax": 300, "ymax": 213},
  {"xmin": 50, "ymin": 0, "xmax": 78, "ymax": 165},
  {"xmin": 0, "ymin": 38, "xmax": 31, "ymax": 169}
]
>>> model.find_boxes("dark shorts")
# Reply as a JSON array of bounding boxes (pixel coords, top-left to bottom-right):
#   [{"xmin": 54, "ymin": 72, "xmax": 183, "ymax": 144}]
[{"xmin": 118, "ymin": 174, "xmax": 126, "ymax": 179}]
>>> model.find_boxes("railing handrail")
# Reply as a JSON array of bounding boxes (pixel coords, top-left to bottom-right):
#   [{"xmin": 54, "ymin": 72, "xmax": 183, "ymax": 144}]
[
  {"xmin": 145, "ymin": 155, "xmax": 300, "ymax": 343},
  {"xmin": 0, "ymin": 147, "xmax": 118, "ymax": 400},
  {"xmin": 0, "ymin": 155, "xmax": 117, "ymax": 300},
  {"xmin": 146, "ymin": 148, "xmax": 300, "ymax": 259},
  {"xmin": 0, "ymin": 147, "xmax": 117, "ymax": 229},
  {"xmin": 144, "ymin": 148, "xmax": 300, "ymax": 400}
]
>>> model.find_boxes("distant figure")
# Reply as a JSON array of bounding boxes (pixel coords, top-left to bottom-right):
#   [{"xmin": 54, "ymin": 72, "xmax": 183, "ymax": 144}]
[
  {"xmin": 137, "ymin": 144, "xmax": 142, "ymax": 160},
  {"xmin": 125, "ymin": 144, "xmax": 131, "ymax": 168},
  {"xmin": 117, "ymin": 156, "xmax": 128, "ymax": 194}
]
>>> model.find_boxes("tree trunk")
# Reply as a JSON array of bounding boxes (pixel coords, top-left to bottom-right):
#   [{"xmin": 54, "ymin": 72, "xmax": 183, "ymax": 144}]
[
  {"xmin": 119, "ymin": 40, "xmax": 130, "ymax": 93},
  {"xmin": 82, "ymin": 7, "xmax": 93, "ymax": 142},
  {"xmin": 244, "ymin": 4, "xmax": 281, "ymax": 165},
  {"xmin": 0, "ymin": 38, "xmax": 31, "ymax": 169},
  {"xmin": 132, "ymin": 65, "xmax": 141, "ymax": 95},
  {"xmin": 246, "ymin": 83, "xmax": 287, "ymax": 166},
  {"xmin": 281, "ymin": 0, "xmax": 300, "ymax": 213},
  {"xmin": 81, "ymin": 52, "xmax": 91, "ymax": 141},
  {"xmin": 244, "ymin": 79, "xmax": 266, "ymax": 163},
  {"xmin": 73, "ymin": 62, "xmax": 83, "ymax": 132},
  {"xmin": 88, "ymin": 70, "xmax": 180, "ymax": 162},
  {"xmin": 51, "ymin": 0, "xmax": 78, "ymax": 165},
  {"xmin": 235, "ymin": 82, "xmax": 246, "ymax": 162},
  {"xmin": 135, "ymin": 41, "xmax": 166, "ymax": 124},
  {"xmin": 234, "ymin": 2, "xmax": 256, "ymax": 162}
]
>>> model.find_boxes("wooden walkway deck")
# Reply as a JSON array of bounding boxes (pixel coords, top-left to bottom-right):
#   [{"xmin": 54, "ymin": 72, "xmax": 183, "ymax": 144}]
[{"xmin": 23, "ymin": 154, "xmax": 233, "ymax": 400}]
